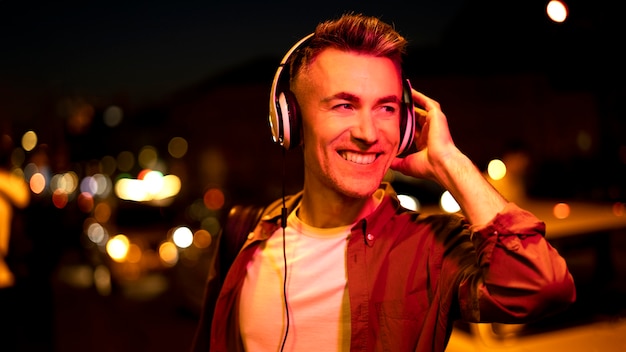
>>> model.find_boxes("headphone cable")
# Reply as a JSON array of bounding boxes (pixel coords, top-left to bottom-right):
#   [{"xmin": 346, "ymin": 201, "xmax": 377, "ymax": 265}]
[{"xmin": 280, "ymin": 146, "xmax": 290, "ymax": 352}]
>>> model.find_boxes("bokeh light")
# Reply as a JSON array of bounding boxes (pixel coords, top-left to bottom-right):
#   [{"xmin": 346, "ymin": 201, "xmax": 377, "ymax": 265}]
[
  {"xmin": 613, "ymin": 202, "xmax": 625, "ymax": 216},
  {"xmin": 201, "ymin": 216, "xmax": 221, "ymax": 235},
  {"xmin": 80, "ymin": 176, "xmax": 98, "ymax": 195},
  {"xmin": 51, "ymin": 171, "xmax": 79, "ymax": 195},
  {"xmin": 117, "ymin": 151, "xmax": 135, "ymax": 172},
  {"xmin": 103, "ymin": 105, "xmax": 124, "ymax": 127},
  {"xmin": 93, "ymin": 202, "xmax": 112, "ymax": 223},
  {"xmin": 52, "ymin": 189, "xmax": 69, "ymax": 209},
  {"xmin": 94, "ymin": 265, "xmax": 112, "ymax": 296},
  {"xmin": 21, "ymin": 130, "xmax": 37, "ymax": 152},
  {"xmin": 10, "ymin": 147, "xmax": 26, "ymax": 167},
  {"xmin": 107, "ymin": 234, "xmax": 130, "ymax": 262},
  {"xmin": 553, "ymin": 202, "xmax": 571, "ymax": 219},
  {"xmin": 398, "ymin": 194, "xmax": 420, "ymax": 211},
  {"xmin": 126, "ymin": 243, "xmax": 142, "ymax": 264},
  {"xmin": 203, "ymin": 188, "xmax": 225, "ymax": 210},
  {"xmin": 546, "ymin": 0, "xmax": 568, "ymax": 23},
  {"xmin": 487, "ymin": 159, "xmax": 507, "ymax": 181},
  {"xmin": 86, "ymin": 220, "xmax": 109, "ymax": 245},
  {"xmin": 29, "ymin": 172, "xmax": 46, "ymax": 194},
  {"xmin": 193, "ymin": 229, "xmax": 212, "ymax": 249},
  {"xmin": 168, "ymin": 136, "xmax": 188, "ymax": 158},
  {"xmin": 138, "ymin": 145, "xmax": 158, "ymax": 169},
  {"xmin": 101, "ymin": 155, "xmax": 117, "ymax": 175},
  {"xmin": 159, "ymin": 242, "xmax": 179, "ymax": 266},
  {"xmin": 172, "ymin": 226, "xmax": 194, "ymax": 248},
  {"xmin": 440, "ymin": 191, "xmax": 461, "ymax": 213},
  {"xmin": 77, "ymin": 192, "xmax": 95, "ymax": 213},
  {"xmin": 114, "ymin": 172, "xmax": 181, "ymax": 202}
]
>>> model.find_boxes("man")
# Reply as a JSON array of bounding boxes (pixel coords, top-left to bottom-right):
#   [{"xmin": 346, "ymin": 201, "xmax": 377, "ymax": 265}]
[{"xmin": 191, "ymin": 12, "xmax": 576, "ymax": 352}]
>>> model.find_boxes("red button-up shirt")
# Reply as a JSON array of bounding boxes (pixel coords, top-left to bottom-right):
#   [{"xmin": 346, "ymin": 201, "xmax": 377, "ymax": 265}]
[{"xmin": 191, "ymin": 183, "xmax": 576, "ymax": 351}]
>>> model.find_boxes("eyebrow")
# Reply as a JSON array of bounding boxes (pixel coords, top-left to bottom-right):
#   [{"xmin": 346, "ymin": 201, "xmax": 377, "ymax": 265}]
[{"xmin": 322, "ymin": 92, "xmax": 400, "ymax": 105}]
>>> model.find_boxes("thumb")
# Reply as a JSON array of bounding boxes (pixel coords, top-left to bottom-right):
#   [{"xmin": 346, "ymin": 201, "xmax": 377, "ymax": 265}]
[{"xmin": 390, "ymin": 155, "xmax": 417, "ymax": 177}]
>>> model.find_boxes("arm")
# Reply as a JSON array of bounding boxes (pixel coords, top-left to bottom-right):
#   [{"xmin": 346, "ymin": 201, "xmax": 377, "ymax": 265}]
[{"xmin": 392, "ymin": 91, "xmax": 575, "ymax": 320}]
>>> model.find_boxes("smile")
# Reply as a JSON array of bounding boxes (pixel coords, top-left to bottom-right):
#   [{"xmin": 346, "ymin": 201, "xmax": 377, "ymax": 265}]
[{"xmin": 339, "ymin": 151, "xmax": 378, "ymax": 165}]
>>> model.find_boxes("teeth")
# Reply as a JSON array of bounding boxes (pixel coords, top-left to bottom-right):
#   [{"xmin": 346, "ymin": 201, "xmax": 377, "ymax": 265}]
[{"xmin": 341, "ymin": 151, "xmax": 376, "ymax": 164}]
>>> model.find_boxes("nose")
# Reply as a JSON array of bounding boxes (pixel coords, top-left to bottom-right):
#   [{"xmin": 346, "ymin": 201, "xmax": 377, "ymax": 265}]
[{"xmin": 351, "ymin": 111, "xmax": 378, "ymax": 145}]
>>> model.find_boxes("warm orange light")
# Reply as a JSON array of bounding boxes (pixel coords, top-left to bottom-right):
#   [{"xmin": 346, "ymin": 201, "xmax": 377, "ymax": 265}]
[
  {"xmin": 553, "ymin": 202, "xmax": 570, "ymax": 219},
  {"xmin": 613, "ymin": 202, "xmax": 625, "ymax": 217},
  {"xmin": 126, "ymin": 243, "xmax": 142, "ymax": 264},
  {"xmin": 159, "ymin": 242, "xmax": 179, "ymax": 266},
  {"xmin": 107, "ymin": 234, "xmax": 130, "ymax": 262},
  {"xmin": 204, "ymin": 188, "xmax": 225, "ymax": 210},
  {"xmin": 193, "ymin": 229, "xmax": 213, "ymax": 249},
  {"xmin": 94, "ymin": 202, "xmax": 112, "ymax": 223},
  {"xmin": 29, "ymin": 173, "xmax": 46, "ymax": 194}
]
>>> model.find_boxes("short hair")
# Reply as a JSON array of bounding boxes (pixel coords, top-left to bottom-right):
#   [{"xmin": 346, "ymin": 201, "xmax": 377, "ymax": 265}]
[{"xmin": 288, "ymin": 12, "xmax": 408, "ymax": 82}]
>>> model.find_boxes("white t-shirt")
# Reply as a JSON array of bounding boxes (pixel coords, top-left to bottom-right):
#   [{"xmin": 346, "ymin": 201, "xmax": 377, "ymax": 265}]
[{"xmin": 239, "ymin": 207, "xmax": 352, "ymax": 351}]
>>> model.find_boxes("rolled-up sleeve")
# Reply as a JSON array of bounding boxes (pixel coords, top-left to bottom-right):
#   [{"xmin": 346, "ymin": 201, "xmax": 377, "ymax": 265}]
[{"xmin": 460, "ymin": 202, "xmax": 576, "ymax": 323}]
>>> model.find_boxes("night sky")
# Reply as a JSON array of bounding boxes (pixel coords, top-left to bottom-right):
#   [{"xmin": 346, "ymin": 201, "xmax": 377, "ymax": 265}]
[
  {"xmin": 1, "ymin": 0, "xmax": 624, "ymax": 202},
  {"xmin": 0, "ymin": 0, "xmax": 466, "ymax": 108}
]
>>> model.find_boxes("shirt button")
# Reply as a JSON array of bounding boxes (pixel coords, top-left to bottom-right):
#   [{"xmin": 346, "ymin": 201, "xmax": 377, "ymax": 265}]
[
  {"xmin": 247, "ymin": 232, "xmax": 254, "ymax": 240},
  {"xmin": 366, "ymin": 233, "xmax": 374, "ymax": 241}
]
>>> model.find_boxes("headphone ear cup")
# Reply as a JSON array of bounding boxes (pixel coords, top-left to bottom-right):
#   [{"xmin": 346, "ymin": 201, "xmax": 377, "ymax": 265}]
[
  {"xmin": 397, "ymin": 79, "xmax": 416, "ymax": 155},
  {"xmin": 269, "ymin": 33, "xmax": 314, "ymax": 150},
  {"xmin": 281, "ymin": 90, "xmax": 300, "ymax": 149},
  {"xmin": 274, "ymin": 91, "xmax": 290, "ymax": 149}
]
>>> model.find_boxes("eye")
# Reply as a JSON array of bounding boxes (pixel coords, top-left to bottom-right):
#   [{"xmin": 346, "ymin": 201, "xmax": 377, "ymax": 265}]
[
  {"xmin": 381, "ymin": 105, "xmax": 396, "ymax": 113},
  {"xmin": 376, "ymin": 104, "xmax": 398, "ymax": 117},
  {"xmin": 333, "ymin": 103, "xmax": 354, "ymax": 111}
]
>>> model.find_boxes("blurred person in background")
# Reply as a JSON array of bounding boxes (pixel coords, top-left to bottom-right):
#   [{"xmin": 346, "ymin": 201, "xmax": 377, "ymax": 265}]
[{"xmin": 191, "ymin": 12, "xmax": 576, "ymax": 352}]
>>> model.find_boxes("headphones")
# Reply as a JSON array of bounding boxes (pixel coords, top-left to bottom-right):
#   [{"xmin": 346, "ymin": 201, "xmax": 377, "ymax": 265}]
[{"xmin": 268, "ymin": 33, "xmax": 416, "ymax": 155}]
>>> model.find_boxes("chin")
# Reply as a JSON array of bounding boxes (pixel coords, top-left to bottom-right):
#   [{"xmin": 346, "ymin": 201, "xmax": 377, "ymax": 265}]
[{"xmin": 338, "ymin": 179, "xmax": 381, "ymax": 199}]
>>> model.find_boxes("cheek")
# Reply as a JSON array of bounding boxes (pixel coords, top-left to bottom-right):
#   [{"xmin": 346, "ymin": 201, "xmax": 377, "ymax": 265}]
[
  {"xmin": 379, "ymin": 119, "xmax": 401, "ymax": 143},
  {"xmin": 300, "ymin": 123, "xmax": 313, "ymax": 149},
  {"xmin": 302, "ymin": 118, "xmax": 336, "ymax": 146}
]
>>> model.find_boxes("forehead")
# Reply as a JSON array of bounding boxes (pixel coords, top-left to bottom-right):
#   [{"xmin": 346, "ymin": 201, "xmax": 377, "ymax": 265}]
[{"xmin": 297, "ymin": 48, "xmax": 402, "ymax": 91}]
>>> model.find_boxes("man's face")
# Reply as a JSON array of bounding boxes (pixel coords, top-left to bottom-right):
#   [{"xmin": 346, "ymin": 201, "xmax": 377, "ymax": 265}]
[{"xmin": 294, "ymin": 48, "xmax": 404, "ymax": 199}]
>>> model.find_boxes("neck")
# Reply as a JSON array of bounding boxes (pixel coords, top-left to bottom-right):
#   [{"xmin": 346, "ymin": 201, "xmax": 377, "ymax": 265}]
[{"xmin": 298, "ymin": 186, "xmax": 379, "ymax": 228}]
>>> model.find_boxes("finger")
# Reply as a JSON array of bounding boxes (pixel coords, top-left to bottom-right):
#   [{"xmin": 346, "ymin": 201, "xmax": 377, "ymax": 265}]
[
  {"xmin": 414, "ymin": 106, "xmax": 427, "ymax": 119},
  {"xmin": 413, "ymin": 106, "xmax": 427, "ymax": 131},
  {"xmin": 411, "ymin": 89, "xmax": 428, "ymax": 109},
  {"xmin": 411, "ymin": 89, "xmax": 439, "ymax": 112}
]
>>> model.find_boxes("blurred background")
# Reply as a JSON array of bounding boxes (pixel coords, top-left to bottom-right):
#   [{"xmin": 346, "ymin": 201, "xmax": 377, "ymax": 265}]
[{"xmin": 0, "ymin": 0, "xmax": 625, "ymax": 351}]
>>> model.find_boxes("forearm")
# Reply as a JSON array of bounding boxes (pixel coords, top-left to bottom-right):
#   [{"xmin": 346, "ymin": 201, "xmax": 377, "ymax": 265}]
[{"xmin": 433, "ymin": 150, "xmax": 507, "ymax": 226}]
